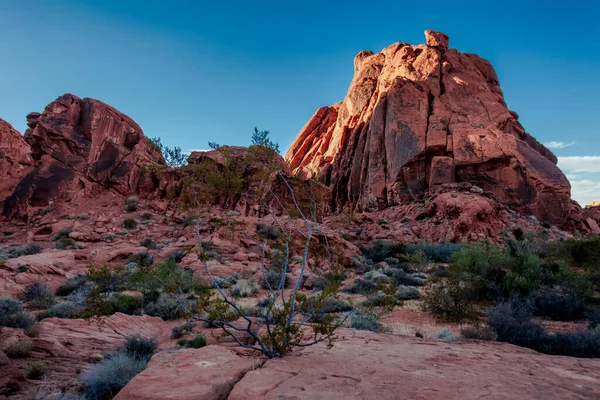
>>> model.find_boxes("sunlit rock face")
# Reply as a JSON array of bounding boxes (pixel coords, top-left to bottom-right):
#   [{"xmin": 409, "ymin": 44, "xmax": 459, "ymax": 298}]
[{"xmin": 286, "ymin": 30, "xmax": 582, "ymax": 230}]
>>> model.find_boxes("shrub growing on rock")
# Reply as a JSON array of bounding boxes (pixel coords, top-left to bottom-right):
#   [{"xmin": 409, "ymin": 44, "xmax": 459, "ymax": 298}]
[
  {"xmin": 80, "ymin": 352, "xmax": 148, "ymax": 400},
  {"xmin": 431, "ymin": 328, "xmax": 460, "ymax": 341},
  {"xmin": 23, "ymin": 281, "xmax": 54, "ymax": 308},
  {"xmin": 6, "ymin": 243, "xmax": 43, "ymax": 258},
  {"xmin": 343, "ymin": 278, "xmax": 378, "ymax": 294},
  {"xmin": 531, "ymin": 289, "xmax": 587, "ymax": 321},
  {"xmin": 122, "ymin": 219, "xmax": 138, "ymax": 229},
  {"xmin": 55, "ymin": 237, "xmax": 76, "ymax": 250},
  {"xmin": 262, "ymin": 269, "xmax": 286, "ymax": 290},
  {"xmin": 48, "ymin": 301, "xmax": 84, "ymax": 319},
  {"xmin": 171, "ymin": 321, "xmax": 196, "ymax": 339},
  {"xmin": 121, "ymin": 336, "xmax": 157, "ymax": 362},
  {"xmin": 27, "ymin": 360, "xmax": 47, "ymax": 380},
  {"xmin": 350, "ymin": 310, "xmax": 385, "ymax": 332},
  {"xmin": 255, "ymin": 222, "xmax": 281, "ymax": 240},
  {"xmin": 422, "ymin": 278, "xmax": 476, "ymax": 321},
  {"xmin": 5, "ymin": 339, "xmax": 34, "ymax": 358},
  {"xmin": 126, "ymin": 197, "xmax": 139, "ymax": 213},
  {"xmin": 177, "ymin": 334, "xmax": 206, "ymax": 349},
  {"xmin": 231, "ymin": 279, "xmax": 259, "ymax": 298},
  {"xmin": 363, "ymin": 240, "xmax": 404, "ymax": 263},
  {"xmin": 145, "ymin": 293, "xmax": 183, "ymax": 320},
  {"xmin": 0, "ymin": 297, "xmax": 33, "ymax": 329},
  {"xmin": 108, "ymin": 293, "xmax": 143, "ymax": 315},
  {"xmin": 140, "ymin": 238, "xmax": 157, "ymax": 250},
  {"xmin": 460, "ymin": 324, "xmax": 498, "ymax": 341}
]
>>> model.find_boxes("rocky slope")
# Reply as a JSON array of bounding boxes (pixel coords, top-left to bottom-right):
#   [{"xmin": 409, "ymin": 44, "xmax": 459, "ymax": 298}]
[{"xmin": 286, "ymin": 30, "xmax": 587, "ymax": 232}]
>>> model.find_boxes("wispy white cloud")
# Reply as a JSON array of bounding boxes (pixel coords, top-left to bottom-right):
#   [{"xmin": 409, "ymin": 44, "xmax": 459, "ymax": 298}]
[
  {"xmin": 558, "ymin": 156, "xmax": 600, "ymax": 206},
  {"xmin": 186, "ymin": 148, "xmax": 210, "ymax": 153},
  {"xmin": 558, "ymin": 156, "xmax": 600, "ymax": 173},
  {"xmin": 544, "ymin": 141, "xmax": 576, "ymax": 149}
]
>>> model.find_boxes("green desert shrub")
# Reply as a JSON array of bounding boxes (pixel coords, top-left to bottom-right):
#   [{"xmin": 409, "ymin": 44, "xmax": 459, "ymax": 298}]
[
  {"xmin": 396, "ymin": 285, "xmax": 420, "ymax": 300},
  {"xmin": 140, "ymin": 237, "xmax": 157, "ymax": 250},
  {"xmin": 5, "ymin": 338, "xmax": 34, "ymax": 358},
  {"xmin": 171, "ymin": 321, "xmax": 196, "ymax": 339},
  {"xmin": 122, "ymin": 219, "xmax": 138, "ymax": 229},
  {"xmin": 531, "ymin": 289, "xmax": 587, "ymax": 321},
  {"xmin": 23, "ymin": 281, "xmax": 54, "ymax": 308},
  {"xmin": 255, "ymin": 222, "xmax": 281, "ymax": 240},
  {"xmin": 80, "ymin": 352, "xmax": 148, "ymax": 400},
  {"xmin": 0, "ymin": 297, "xmax": 34, "ymax": 329},
  {"xmin": 262, "ymin": 269, "xmax": 286, "ymax": 290},
  {"xmin": 363, "ymin": 240, "xmax": 404, "ymax": 262},
  {"xmin": 108, "ymin": 293, "xmax": 143, "ymax": 315},
  {"xmin": 431, "ymin": 328, "xmax": 460, "ymax": 341},
  {"xmin": 56, "ymin": 275, "xmax": 87, "ymax": 296},
  {"xmin": 422, "ymin": 277, "xmax": 476, "ymax": 321},
  {"xmin": 55, "ymin": 236, "xmax": 75, "ymax": 250},
  {"xmin": 144, "ymin": 293, "xmax": 183, "ymax": 320},
  {"xmin": 231, "ymin": 279, "xmax": 259, "ymax": 298},
  {"xmin": 343, "ymin": 278, "xmax": 378, "ymax": 294},
  {"xmin": 350, "ymin": 310, "xmax": 385, "ymax": 332},
  {"xmin": 319, "ymin": 296, "xmax": 353, "ymax": 313},
  {"xmin": 125, "ymin": 197, "xmax": 139, "ymax": 213},
  {"xmin": 177, "ymin": 334, "xmax": 206, "ymax": 349},
  {"xmin": 51, "ymin": 228, "xmax": 72, "ymax": 241},
  {"xmin": 48, "ymin": 301, "xmax": 84, "ymax": 319},
  {"xmin": 27, "ymin": 360, "xmax": 47, "ymax": 380},
  {"xmin": 6, "ymin": 243, "xmax": 43, "ymax": 258},
  {"xmin": 405, "ymin": 242, "xmax": 463, "ymax": 263},
  {"xmin": 488, "ymin": 297, "xmax": 600, "ymax": 358},
  {"xmin": 121, "ymin": 336, "xmax": 157, "ymax": 362},
  {"xmin": 460, "ymin": 324, "xmax": 498, "ymax": 341}
]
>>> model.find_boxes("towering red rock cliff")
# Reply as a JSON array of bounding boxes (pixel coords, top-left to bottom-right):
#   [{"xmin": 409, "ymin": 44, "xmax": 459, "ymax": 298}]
[
  {"xmin": 0, "ymin": 119, "xmax": 33, "ymax": 199},
  {"xmin": 286, "ymin": 31, "xmax": 578, "ymax": 229},
  {"xmin": 2, "ymin": 94, "xmax": 164, "ymax": 218}
]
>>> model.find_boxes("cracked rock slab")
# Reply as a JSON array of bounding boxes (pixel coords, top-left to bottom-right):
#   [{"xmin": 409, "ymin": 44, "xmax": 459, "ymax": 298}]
[
  {"xmin": 115, "ymin": 346, "xmax": 264, "ymax": 400},
  {"xmin": 228, "ymin": 329, "xmax": 600, "ymax": 399}
]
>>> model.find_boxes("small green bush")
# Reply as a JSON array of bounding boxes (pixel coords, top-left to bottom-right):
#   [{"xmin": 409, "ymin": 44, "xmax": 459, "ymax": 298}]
[
  {"xmin": 25, "ymin": 324, "xmax": 41, "ymax": 337},
  {"xmin": 396, "ymin": 285, "xmax": 420, "ymax": 300},
  {"xmin": 343, "ymin": 278, "xmax": 378, "ymax": 294},
  {"xmin": 145, "ymin": 293, "xmax": 183, "ymax": 320},
  {"xmin": 177, "ymin": 334, "xmax": 206, "ymax": 349},
  {"xmin": 80, "ymin": 352, "xmax": 148, "ymax": 399},
  {"xmin": 256, "ymin": 222, "xmax": 281, "ymax": 240},
  {"xmin": 126, "ymin": 197, "xmax": 139, "ymax": 213},
  {"xmin": 48, "ymin": 301, "xmax": 83, "ymax": 319},
  {"xmin": 140, "ymin": 212, "xmax": 153, "ymax": 221},
  {"xmin": 460, "ymin": 324, "xmax": 498, "ymax": 341},
  {"xmin": 363, "ymin": 240, "xmax": 404, "ymax": 262},
  {"xmin": 0, "ymin": 297, "xmax": 34, "ymax": 329},
  {"xmin": 431, "ymin": 328, "xmax": 460, "ymax": 341},
  {"xmin": 109, "ymin": 293, "xmax": 143, "ymax": 315},
  {"xmin": 405, "ymin": 242, "xmax": 463, "ymax": 263},
  {"xmin": 422, "ymin": 278, "xmax": 476, "ymax": 321},
  {"xmin": 171, "ymin": 321, "xmax": 196, "ymax": 339},
  {"xmin": 140, "ymin": 238, "xmax": 157, "ymax": 250},
  {"xmin": 262, "ymin": 269, "xmax": 286, "ymax": 290},
  {"xmin": 5, "ymin": 338, "xmax": 34, "ymax": 358},
  {"xmin": 55, "ymin": 237, "xmax": 75, "ymax": 250},
  {"xmin": 123, "ymin": 219, "xmax": 138, "ymax": 229},
  {"xmin": 231, "ymin": 279, "xmax": 259, "ymax": 298},
  {"xmin": 56, "ymin": 275, "xmax": 87, "ymax": 296},
  {"xmin": 23, "ymin": 281, "xmax": 54, "ymax": 308},
  {"xmin": 51, "ymin": 228, "xmax": 72, "ymax": 241},
  {"xmin": 350, "ymin": 310, "xmax": 385, "ymax": 332},
  {"xmin": 6, "ymin": 243, "xmax": 43, "ymax": 258},
  {"xmin": 319, "ymin": 296, "xmax": 353, "ymax": 313},
  {"xmin": 27, "ymin": 360, "xmax": 47, "ymax": 379},
  {"xmin": 121, "ymin": 336, "xmax": 157, "ymax": 361}
]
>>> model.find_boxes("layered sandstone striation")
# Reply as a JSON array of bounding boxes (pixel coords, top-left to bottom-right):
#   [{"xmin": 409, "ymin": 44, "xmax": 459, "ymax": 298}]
[{"xmin": 286, "ymin": 31, "xmax": 580, "ymax": 230}]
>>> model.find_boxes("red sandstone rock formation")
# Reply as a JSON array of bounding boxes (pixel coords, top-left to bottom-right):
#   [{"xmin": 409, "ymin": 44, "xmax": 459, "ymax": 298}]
[
  {"xmin": 286, "ymin": 31, "xmax": 580, "ymax": 230},
  {"xmin": 0, "ymin": 119, "xmax": 33, "ymax": 204},
  {"xmin": 2, "ymin": 94, "xmax": 164, "ymax": 218}
]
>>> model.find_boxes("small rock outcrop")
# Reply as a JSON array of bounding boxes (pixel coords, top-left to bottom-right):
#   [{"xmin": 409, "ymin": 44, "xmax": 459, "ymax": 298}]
[
  {"xmin": 286, "ymin": 30, "xmax": 580, "ymax": 230},
  {"xmin": 2, "ymin": 94, "xmax": 164, "ymax": 218}
]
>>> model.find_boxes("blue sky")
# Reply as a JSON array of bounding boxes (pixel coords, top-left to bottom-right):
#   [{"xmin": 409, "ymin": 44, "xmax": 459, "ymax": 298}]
[{"xmin": 1, "ymin": 1, "xmax": 599, "ymax": 205}]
